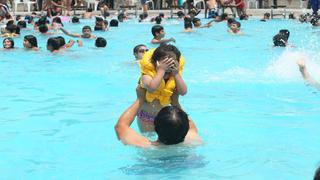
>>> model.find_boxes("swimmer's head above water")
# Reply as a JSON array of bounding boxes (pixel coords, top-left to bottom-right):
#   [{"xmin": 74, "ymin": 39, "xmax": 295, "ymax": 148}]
[
  {"xmin": 154, "ymin": 106, "xmax": 190, "ymax": 145},
  {"xmin": 133, "ymin": 44, "xmax": 148, "ymax": 60},
  {"xmin": 23, "ymin": 35, "xmax": 38, "ymax": 49},
  {"xmin": 82, "ymin": 26, "xmax": 92, "ymax": 37}
]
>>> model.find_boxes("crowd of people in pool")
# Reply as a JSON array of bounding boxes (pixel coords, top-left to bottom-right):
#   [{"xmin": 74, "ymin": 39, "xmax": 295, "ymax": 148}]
[{"xmin": 1, "ymin": 0, "xmax": 320, "ymax": 147}]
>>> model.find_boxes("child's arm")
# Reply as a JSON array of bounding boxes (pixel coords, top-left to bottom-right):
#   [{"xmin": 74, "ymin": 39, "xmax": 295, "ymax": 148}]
[
  {"xmin": 141, "ymin": 57, "xmax": 174, "ymax": 92},
  {"xmin": 200, "ymin": 19, "xmax": 215, "ymax": 28},
  {"xmin": 151, "ymin": 37, "xmax": 176, "ymax": 44},
  {"xmin": 171, "ymin": 90, "xmax": 182, "ymax": 109},
  {"xmin": 60, "ymin": 27, "xmax": 81, "ymax": 37},
  {"xmin": 171, "ymin": 61, "xmax": 187, "ymax": 95},
  {"xmin": 64, "ymin": 39, "xmax": 75, "ymax": 49},
  {"xmin": 77, "ymin": 39, "xmax": 83, "ymax": 46}
]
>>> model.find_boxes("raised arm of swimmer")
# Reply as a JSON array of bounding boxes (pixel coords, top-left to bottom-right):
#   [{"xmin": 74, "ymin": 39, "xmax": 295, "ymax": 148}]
[
  {"xmin": 297, "ymin": 59, "xmax": 320, "ymax": 90},
  {"xmin": 60, "ymin": 27, "xmax": 81, "ymax": 38},
  {"xmin": 151, "ymin": 38, "xmax": 176, "ymax": 44},
  {"xmin": 115, "ymin": 99, "xmax": 152, "ymax": 147}
]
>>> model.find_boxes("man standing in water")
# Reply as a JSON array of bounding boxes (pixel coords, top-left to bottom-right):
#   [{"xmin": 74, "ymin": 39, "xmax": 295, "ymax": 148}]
[{"xmin": 115, "ymin": 88, "xmax": 201, "ymax": 147}]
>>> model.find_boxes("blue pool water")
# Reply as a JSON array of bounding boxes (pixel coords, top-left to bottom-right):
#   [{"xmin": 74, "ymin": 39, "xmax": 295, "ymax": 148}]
[{"xmin": 1, "ymin": 18, "xmax": 320, "ymax": 179}]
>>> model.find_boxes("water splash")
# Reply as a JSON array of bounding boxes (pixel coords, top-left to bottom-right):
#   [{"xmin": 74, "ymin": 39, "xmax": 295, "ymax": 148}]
[{"xmin": 265, "ymin": 50, "xmax": 319, "ymax": 81}]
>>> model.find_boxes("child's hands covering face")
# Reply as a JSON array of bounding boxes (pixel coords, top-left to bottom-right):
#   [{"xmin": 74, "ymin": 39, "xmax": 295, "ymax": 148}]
[
  {"xmin": 156, "ymin": 57, "xmax": 175, "ymax": 72},
  {"xmin": 170, "ymin": 60, "xmax": 179, "ymax": 75}
]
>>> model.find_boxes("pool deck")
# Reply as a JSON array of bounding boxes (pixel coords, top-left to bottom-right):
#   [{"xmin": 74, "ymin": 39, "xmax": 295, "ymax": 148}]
[{"xmin": 10, "ymin": 8, "xmax": 313, "ymax": 18}]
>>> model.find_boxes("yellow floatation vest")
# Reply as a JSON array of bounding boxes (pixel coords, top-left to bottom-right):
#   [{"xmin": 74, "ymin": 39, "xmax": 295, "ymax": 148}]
[{"xmin": 139, "ymin": 49, "xmax": 185, "ymax": 106}]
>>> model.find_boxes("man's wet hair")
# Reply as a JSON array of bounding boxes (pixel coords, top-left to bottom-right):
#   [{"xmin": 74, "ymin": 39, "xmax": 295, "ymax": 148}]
[
  {"xmin": 56, "ymin": 36, "xmax": 66, "ymax": 47},
  {"xmin": 155, "ymin": 16, "xmax": 162, "ymax": 24},
  {"xmin": 151, "ymin": 25, "xmax": 164, "ymax": 36},
  {"xmin": 96, "ymin": 16, "xmax": 104, "ymax": 22},
  {"xmin": 151, "ymin": 44, "xmax": 181, "ymax": 64},
  {"xmin": 154, "ymin": 106, "xmax": 190, "ymax": 145},
  {"xmin": 184, "ymin": 17, "xmax": 193, "ymax": 29},
  {"xmin": 6, "ymin": 19, "xmax": 14, "ymax": 26},
  {"xmin": 72, "ymin": 16, "xmax": 80, "ymax": 23},
  {"xmin": 17, "ymin": 20, "xmax": 27, "ymax": 28},
  {"xmin": 118, "ymin": 13, "xmax": 125, "ymax": 22},
  {"xmin": 24, "ymin": 35, "xmax": 38, "ymax": 48},
  {"xmin": 110, "ymin": 19, "xmax": 119, "ymax": 27},
  {"xmin": 273, "ymin": 34, "xmax": 287, "ymax": 47},
  {"xmin": 6, "ymin": 24, "xmax": 20, "ymax": 34},
  {"xmin": 95, "ymin": 37, "xmax": 107, "ymax": 47},
  {"xmin": 39, "ymin": 24, "xmax": 49, "ymax": 33},
  {"xmin": 133, "ymin": 44, "xmax": 146, "ymax": 54},
  {"xmin": 87, "ymin": 7, "xmax": 93, "ymax": 12},
  {"xmin": 47, "ymin": 37, "xmax": 61, "ymax": 51}
]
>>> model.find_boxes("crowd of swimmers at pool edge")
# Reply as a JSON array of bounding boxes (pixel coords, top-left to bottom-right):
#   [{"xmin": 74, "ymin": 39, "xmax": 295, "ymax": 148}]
[{"xmin": 1, "ymin": 0, "xmax": 320, "ymax": 148}]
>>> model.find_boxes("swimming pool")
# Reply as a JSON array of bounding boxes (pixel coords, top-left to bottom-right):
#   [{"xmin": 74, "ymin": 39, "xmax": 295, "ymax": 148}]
[{"xmin": 1, "ymin": 17, "xmax": 320, "ymax": 179}]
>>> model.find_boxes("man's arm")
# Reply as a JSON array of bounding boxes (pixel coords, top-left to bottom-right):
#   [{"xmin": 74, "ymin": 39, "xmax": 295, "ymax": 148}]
[{"xmin": 115, "ymin": 99, "xmax": 151, "ymax": 147}]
